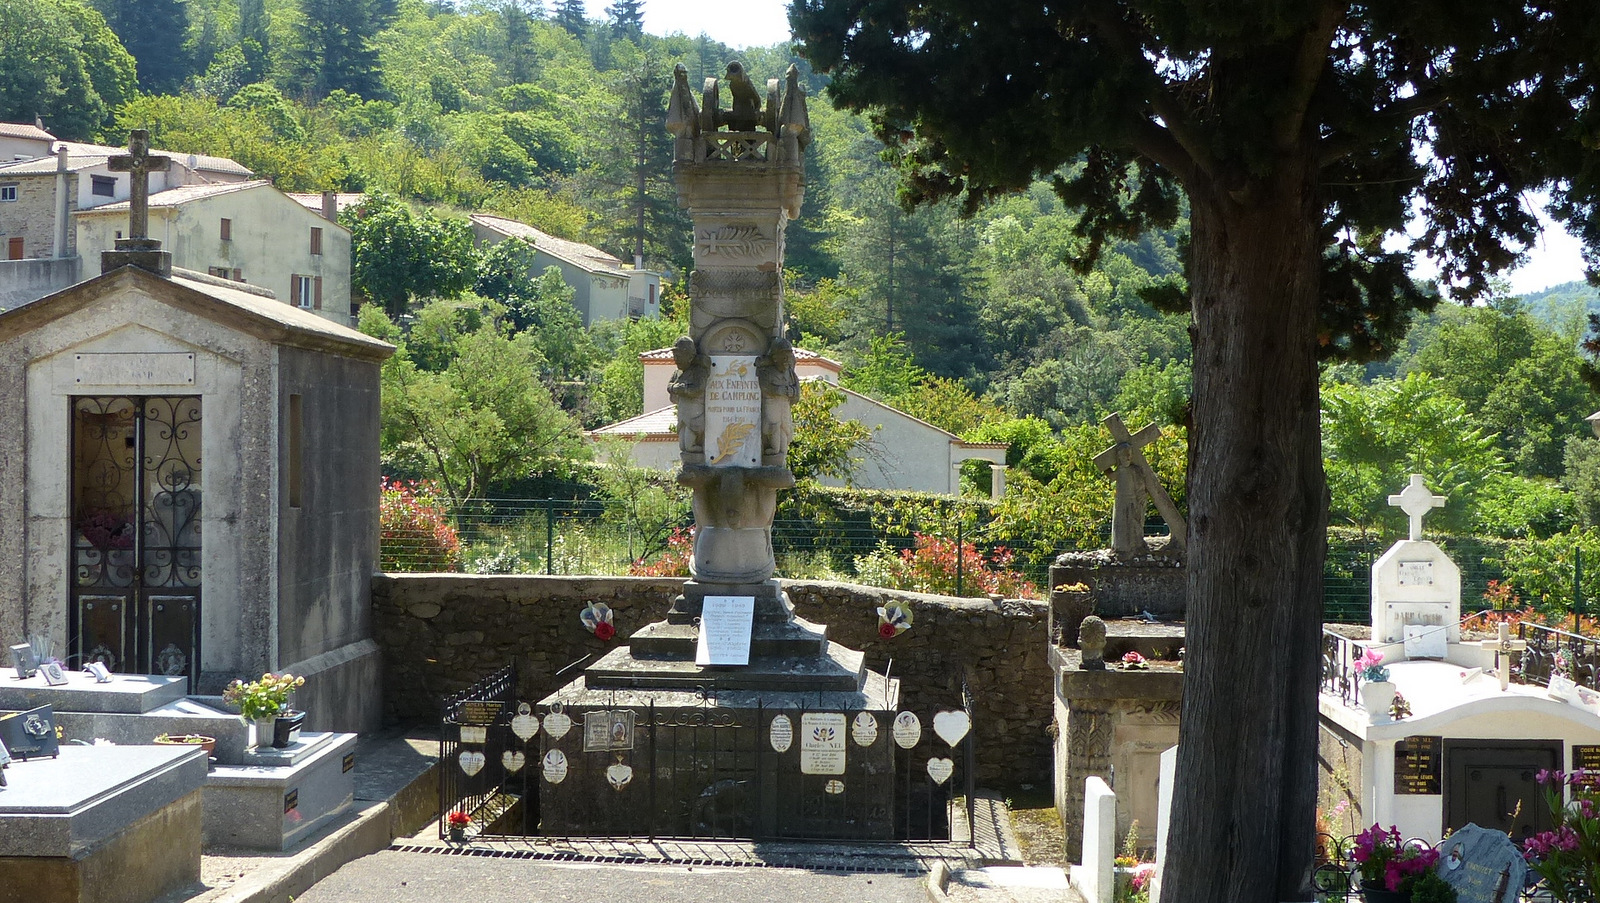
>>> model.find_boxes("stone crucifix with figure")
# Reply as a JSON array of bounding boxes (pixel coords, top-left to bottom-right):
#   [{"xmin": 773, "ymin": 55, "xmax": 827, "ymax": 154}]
[{"xmin": 1093, "ymin": 413, "xmax": 1186, "ymax": 557}]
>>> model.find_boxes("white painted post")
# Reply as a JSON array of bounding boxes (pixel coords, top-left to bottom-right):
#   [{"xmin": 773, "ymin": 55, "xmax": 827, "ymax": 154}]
[
  {"xmin": 990, "ymin": 464, "xmax": 1007, "ymax": 500},
  {"xmin": 1074, "ymin": 776, "xmax": 1116, "ymax": 903},
  {"xmin": 1150, "ymin": 746, "xmax": 1177, "ymax": 902}
]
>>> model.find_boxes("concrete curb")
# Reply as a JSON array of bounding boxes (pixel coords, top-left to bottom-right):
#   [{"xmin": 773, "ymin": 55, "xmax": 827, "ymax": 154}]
[
  {"xmin": 925, "ymin": 859, "xmax": 951, "ymax": 903},
  {"xmin": 203, "ymin": 799, "xmax": 395, "ymax": 903}
]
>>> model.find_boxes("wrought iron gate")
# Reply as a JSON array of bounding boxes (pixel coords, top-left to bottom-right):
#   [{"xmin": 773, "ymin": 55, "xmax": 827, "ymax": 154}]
[
  {"xmin": 69, "ymin": 396, "xmax": 202, "ymax": 687},
  {"xmin": 441, "ymin": 665, "xmax": 977, "ymax": 844}
]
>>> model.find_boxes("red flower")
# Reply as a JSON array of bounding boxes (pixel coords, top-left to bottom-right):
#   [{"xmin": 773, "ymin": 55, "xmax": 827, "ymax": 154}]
[
  {"xmin": 879, "ymin": 622, "xmax": 898, "ymax": 638},
  {"xmin": 594, "ymin": 621, "xmax": 616, "ymax": 641},
  {"xmin": 447, "ymin": 811, "xmax": 471, "ymax": 827}
]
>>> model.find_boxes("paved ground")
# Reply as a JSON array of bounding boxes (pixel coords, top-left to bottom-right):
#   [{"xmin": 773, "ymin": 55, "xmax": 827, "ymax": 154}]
[{"xmin": 295, "ymin": 849, "xmax": 932, "ymax": 903}]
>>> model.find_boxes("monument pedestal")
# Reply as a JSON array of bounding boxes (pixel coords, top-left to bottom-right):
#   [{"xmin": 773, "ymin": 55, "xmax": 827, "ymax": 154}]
[
  {"xmin": 202, "ymin": 732, "xmax": 356, "ymax": 849},
  {"xmin": 0, "ymin": 746, "xmax": 207, "ymax": 903}
]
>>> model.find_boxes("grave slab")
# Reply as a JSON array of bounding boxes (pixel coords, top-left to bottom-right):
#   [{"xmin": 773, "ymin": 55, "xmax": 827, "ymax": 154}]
[
  {"xmin": 202, "ymin": 732, "xmax": 357, "ymax": 849},
  {"xmin": 0, "ymin": 745, "xmax": 206, "ymax": 903},
  {"xmin": 0, "ymin": 669, "xmax": 187, "ymax": 715}
]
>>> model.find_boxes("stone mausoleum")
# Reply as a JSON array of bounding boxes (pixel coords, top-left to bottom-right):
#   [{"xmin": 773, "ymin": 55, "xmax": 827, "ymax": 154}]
[{"xmin": 0, "ymin": 143, "xmax": 392, "ymax": 730}]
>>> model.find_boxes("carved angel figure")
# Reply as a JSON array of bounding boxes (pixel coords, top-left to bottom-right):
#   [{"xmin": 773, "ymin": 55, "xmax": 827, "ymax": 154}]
[
  {"xmin": 667, "ymin": 336, "xmax": 709, "ymax": 455},
  {"xmin": 757, "ymin": 337, "xmax": 799, "ymax": 461}
]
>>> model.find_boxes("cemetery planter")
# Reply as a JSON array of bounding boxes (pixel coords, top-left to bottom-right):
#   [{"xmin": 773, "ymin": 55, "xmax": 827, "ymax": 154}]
[
  {"xmin": 1358, "ymin": 883, "xmax": 1408, "ymax": 903},
  {"xmin": 1360, "ymin": 680, "xmax": 1396, "ymax": 723},
  {"xmin": 272, "ymin": 710, "xmax": 305, "ymax": 748},
  {"xmin": 449, "ymin": 826, "xmax": 467, "ymax": 843},
  {"xmin": 154, "ymin": 733, "xmax": 217, "ymax": 756}
]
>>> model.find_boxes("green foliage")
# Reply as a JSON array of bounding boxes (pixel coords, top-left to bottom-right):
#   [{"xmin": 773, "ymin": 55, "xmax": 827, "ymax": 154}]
[
  {"xmin": 1404, "ymin": 301, "xmax": 1594, "ymax": 478},
  {"xmin": 841, "ymin": 333, "xmax": 927, "ymax": 403},
  {"xmin": 291, "ymin": 0, "xmax": 396, "ymax": 99},
  {"xmin": 591, "ymin": 438, "xmax": 690, "ymax": 563},
  {"xmin": 363, "ymin": 302, "xmax": 588, "ymax": 508},
  {"xmin": 1322, "ymin": 373, "xmax": 1508, "ymax": 535},
  {"xmin": 345, "ymin": 193, "xmax": 476, "ymax": 317},
  {"xmin": 1564, "ymin": 438, "xmax": 1600, "ymax": 529},
  {"xmin": 0, "ymin": 0, "xmax": 135, "ymax": 140},
  {"xmin": 1491, "ymin": 527, "xmax": 1600, "ymax": 620},
  {"xmin": 92, "ymin": 0, "xmax": 191, "ymax": 93},
  {"xmin": 788, "ymin": 381, "xmax": 875, "ymax": 485}
]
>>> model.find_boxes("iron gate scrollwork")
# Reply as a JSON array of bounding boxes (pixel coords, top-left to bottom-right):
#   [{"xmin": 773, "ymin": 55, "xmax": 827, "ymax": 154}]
[
  {"xmin": 69, "ymin": 396, "xmax": 201, "ymax": 688},
  {"xmin": 439, "ymin": 665, "xmax": 978, "ymax": 845}
]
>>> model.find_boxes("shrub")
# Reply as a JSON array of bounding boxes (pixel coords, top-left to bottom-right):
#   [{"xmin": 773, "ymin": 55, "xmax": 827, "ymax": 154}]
[
  {"xmin": 853, "ymin": 533, "xmax": 1040, "ymax": 599},
  {"xmin": 629, "ymin": 527, "xmax": 694, "ymax": 577},
  {"xmin": 380, "ymin": 478, "xmax": 461, "ymax": 572}
]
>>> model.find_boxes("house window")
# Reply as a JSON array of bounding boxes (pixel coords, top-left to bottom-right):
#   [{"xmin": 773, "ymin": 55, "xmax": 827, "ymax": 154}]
[
  {"xmin": 0, "ymin": 184, "xmax": 16, "ymax": 202},
  {"xmin": 220, "ymin": 218, "xmax": 231, "ymax": 241},
  {"xmin": 648, "ymin": 282, "xmax": 657, "ymax": 306},
  {"xmin": 291, "ymin": 275, "xmax": 315, "ymax": 308},
  {"xmin": 310, "ymin": 227, "xmax": 322, "ymax": 255},
  {"xmin": 90, "ymin": 175, "xmax": 115, "ymax": 197},
  {"xmin": 7, "ymin": 237, "xmax": 22, "ymax": 260}
]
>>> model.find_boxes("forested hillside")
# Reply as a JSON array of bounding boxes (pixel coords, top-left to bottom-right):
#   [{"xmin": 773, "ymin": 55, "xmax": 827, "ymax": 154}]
[{"xmin": 10, "ymin": 0, "xmax": 1600, "ymax": 584}]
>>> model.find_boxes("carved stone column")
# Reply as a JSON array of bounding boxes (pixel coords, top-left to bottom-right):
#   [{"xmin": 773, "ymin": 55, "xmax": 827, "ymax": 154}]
[{"xmin": 666, "ymin": 62, "xmax": 809, "ymax": 616}]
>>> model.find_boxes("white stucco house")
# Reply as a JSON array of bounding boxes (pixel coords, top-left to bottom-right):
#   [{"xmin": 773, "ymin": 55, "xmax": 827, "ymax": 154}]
[
  {"xmin": 591, "ymin": 347, "xmax": 1008, "ymax": 496},
  {"xmin": 469, "ymin": 214, "xmax": 662, "ymax": 325},
  {"xmin": 74, "ymin": 181, "xmax": 353, "ymax": 326}
]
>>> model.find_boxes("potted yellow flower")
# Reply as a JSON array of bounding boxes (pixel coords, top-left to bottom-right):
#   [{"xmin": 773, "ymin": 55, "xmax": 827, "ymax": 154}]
[{"xmin": 223, "ymin": 673, "xmax": 306, "ymax": 749}]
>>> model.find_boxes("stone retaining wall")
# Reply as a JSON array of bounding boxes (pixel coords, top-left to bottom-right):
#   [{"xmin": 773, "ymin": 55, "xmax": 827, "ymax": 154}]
[{"xmin": 371, "ymin": 574, "xmax": 1052, "ymax": 786}]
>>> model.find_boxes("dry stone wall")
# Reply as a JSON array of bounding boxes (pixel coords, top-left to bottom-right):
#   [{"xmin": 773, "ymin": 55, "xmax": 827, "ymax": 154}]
[{"xmin": 371, "ymin": 575, "xmax": 1052, "ymax": 786}]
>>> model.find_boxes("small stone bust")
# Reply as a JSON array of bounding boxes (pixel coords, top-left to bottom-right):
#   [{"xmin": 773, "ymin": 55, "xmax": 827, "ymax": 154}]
[{"xmin": 1079, "ymin": 615, "xmax": 1108, "ymax": 671}]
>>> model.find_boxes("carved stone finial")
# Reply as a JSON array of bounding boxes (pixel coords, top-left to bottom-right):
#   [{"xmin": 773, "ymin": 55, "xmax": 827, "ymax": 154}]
[
  {"xmin": 666, "ymin": 63, "xmax": 700, "ymax": 140},
  {"xmin": 779, "ymin": 64, "xmax": 810, "ymax": 149},
  {"xmin": 1079, "ymin": 616, "xmax": 1107, "ymax": 670},
  {"xmin": 724, "ymin": 61, "xmax": 762, "ymax": 131}
]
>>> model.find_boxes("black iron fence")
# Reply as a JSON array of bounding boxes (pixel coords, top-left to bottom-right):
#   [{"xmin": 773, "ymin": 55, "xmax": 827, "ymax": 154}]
[
  {"xmin": 1519, "ymin": 622, "xmax": 1600, "ymax": 692},
  {"xmin": 439, "ymin": 666, "xmax": 977, "ymax": 845}
]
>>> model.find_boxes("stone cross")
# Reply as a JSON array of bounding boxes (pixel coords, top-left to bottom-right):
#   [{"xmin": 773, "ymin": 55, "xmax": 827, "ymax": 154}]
[
  {"xmin": 108, "ymin": 130, "xmax": 170, "ymax": 242},
  {"xmin": 1387, "ymin": 474, "xmax": 1446, "ymax": 541},
  {"xmin": 1092, "ymin": 413, "xmax": 1187, "ymax": 556}
]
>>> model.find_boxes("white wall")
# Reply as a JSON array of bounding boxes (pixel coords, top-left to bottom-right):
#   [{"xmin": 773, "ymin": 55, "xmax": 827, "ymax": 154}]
[{"xmin": 76, "ymin": 186, "xmax": 352, "ymax": 325}]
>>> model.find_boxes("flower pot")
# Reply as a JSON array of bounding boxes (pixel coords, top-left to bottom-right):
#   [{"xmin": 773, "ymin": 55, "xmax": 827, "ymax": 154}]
[
  {"xmin": 250, "ymin": 717, "xmax": 277, "ymax": 750},
  {"xmin": 154, "ymin": 734, "xmax": 217, "ymax": 756},
  {"xmin": 1361, "ymin": 680, "xmax": 1396, "ymax": 723},
  {"xmin": 1359, "ymin": 883, "xmax": 1408, "ymax": 903},
  {"xmin": 448, "ymin": 826, "xmax": 467, "ymax": 843},
  {"xmin": 273, "ymin": 710, "xmax": 305, "ymax": 748}
]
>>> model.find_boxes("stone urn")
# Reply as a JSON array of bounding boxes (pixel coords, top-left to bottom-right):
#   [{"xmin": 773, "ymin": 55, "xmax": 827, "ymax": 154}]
[{"xmin": 1360, "ymin": 680, "xmax": 1396, "ymax": 723}]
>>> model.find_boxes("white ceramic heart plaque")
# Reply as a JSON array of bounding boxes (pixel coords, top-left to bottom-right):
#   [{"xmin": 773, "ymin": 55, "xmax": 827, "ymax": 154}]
[
  {"xmin": 892, "ymin": 711, "xmax": 921, "ymax": 749},
  {"xmin": 458, "ymin": 750, "xmax": 486, "ymax": 777},
  {"xmin": 932, "ymin": 710, "xmax": 970, "ymax": 747},
  {"xmin": 926, "ymin": 757, "xmax": 954, "ymax": 785},
  {"xmin": 502, "ymin": 750, "xmax": 526, "ymax": 773},
  {"xmin": 541, "ymin": 749, "xmax": 568, "ymax": 783},
  {"xmin": 511, "ymin": 703, "xmax": 539, "ymax": 740},
  {"xmin": 825, "ymin": 779, "xmax": 845, "ymax": 795},
  {"xmin": 606, "ymin": 763, "xmax": 634, "ymax": 790},
  {"xmin": 543, "ymin": 711, "xmax": 572, "ymax": 741},
  {"xmin": 852, "ymin": 712, "xmax": 879, "ymax": 747}
]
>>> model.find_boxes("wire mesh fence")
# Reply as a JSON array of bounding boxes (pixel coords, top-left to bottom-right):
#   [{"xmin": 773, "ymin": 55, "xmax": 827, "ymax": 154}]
[{"xmin": 381, "ymin": 497, "xmax": 1514, "ymax": 620}]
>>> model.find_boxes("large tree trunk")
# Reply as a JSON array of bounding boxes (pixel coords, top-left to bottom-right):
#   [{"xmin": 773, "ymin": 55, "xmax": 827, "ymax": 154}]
[{"xmin": 1160, "ymin": 154, "xmax": 1327, "ymax": 903}]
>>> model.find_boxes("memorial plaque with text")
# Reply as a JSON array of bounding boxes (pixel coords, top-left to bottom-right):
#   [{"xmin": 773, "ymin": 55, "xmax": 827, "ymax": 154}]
[
  {"xmin": 1394, "ymin": 735, "xmax": 1442, "ymax": 794},
  {"xmin": 1573, "ymin": 745, "xmax": 1600, "ymax": 786},
  {"xmin": 703, "ymin": 355, "xmax": 761, "ymax": 467},
  {"xmin": 800, "ymin": 713, "xmax": 847, "ymax": 775},
  {"xmin": 74, "ymin": 352, "xmax": 195, "ymax": 387},
  {"xmin": 695, "ymin": 595, "xmax": 755, "ymax": 666}
]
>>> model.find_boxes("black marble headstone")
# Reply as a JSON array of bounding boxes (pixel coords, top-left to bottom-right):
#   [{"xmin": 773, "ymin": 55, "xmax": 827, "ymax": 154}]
[
  {"xmin": 0, "ymin": 705, "xmax": 59, "ymax": 761},
  {"xmin": 1437, "ymin": 823, "xmax": 1528, "ymax": 903}
]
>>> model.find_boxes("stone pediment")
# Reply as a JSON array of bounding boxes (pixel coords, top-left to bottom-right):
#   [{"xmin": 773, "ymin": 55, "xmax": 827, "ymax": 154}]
[{"xmin": 0, "ymin": 267, "xmax": 392, "ymax": 362}]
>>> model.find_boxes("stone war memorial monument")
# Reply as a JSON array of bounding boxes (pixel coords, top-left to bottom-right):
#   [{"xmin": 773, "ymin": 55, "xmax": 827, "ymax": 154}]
[{"xmin": 534, "ymin": 64, "xmax": 910, "ymax": 840}]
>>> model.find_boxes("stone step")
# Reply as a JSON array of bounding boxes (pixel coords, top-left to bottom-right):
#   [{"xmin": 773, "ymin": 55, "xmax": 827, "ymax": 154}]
[
  {"xmin": 582, "ymin": 641, "xmax": 866, "ymax": 693},
  {"xmin": 626, "ymin": 616, "xmax": 829, "ymax": 659}
]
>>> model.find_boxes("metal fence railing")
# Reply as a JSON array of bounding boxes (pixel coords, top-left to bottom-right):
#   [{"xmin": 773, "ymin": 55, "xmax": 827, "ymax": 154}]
[{"xmin": 382, "ymin": 497, "xmax": 1521, "ymax": 620}]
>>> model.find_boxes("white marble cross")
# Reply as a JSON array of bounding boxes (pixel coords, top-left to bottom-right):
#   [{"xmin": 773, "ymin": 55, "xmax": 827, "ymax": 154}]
[{"xmin": 1388, "ymin": 474, "xmax": 1446, "ymax": 541}]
